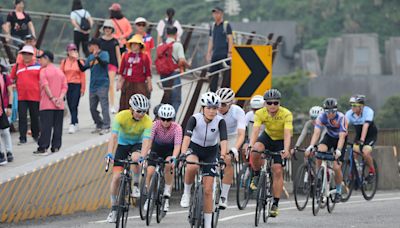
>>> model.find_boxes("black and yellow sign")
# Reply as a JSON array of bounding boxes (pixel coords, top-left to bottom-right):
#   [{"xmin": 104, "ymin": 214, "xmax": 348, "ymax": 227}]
[{"xmin": 231, "ymin": 45, "xmax": 272, "ymax": 100}]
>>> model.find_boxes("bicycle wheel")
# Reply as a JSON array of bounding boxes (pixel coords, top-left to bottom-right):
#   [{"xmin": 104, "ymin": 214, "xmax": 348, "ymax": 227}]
[
  {"xmin": 341, "ymin": 158, "xmax": 354, "ymax": 202},
  {"xmin": 116, "ymin": 177, "xmax": 129, "ymax": 228},
  {"xmin": 146, "ymin": 173, "xmax": 158, "ymax": 226},
  {"xmin": 194, "ymin": 185, "xmax": 203, "ymax": 228},
  {"xmin": 236, "ymin": 163, "xmax": 252, "ymax": 210},
  {"xmin": 327, "ymin": 171, "xmax": 336, "ymax": 213},
  {"xmin": 294, "ymin": 164, "xmax": 311, "ymax": 211},
  {"xmin": 156, "ymin": 177, "xmax": 166, "ymax": 223},
  {"xmin": 139, "ymin": 169, "xmax": 147, "ymax": 220},
  {"xmin": 361, "ymin": 159, "xmax": 378, "ymax": 201},
  {"xmin": 263, "ymin": 175, "xmax": 273, "ymax": 223},
  {"xmin": 312, "ymin": 167, "xmax": 324, "ymax": 216},
  {"xmin": 212, "ymin": 177, "xmax": 222, "ymax": 228},
  {"xmin": 255, "ymin": 174, "xmax": 266, "ymax": 227}
]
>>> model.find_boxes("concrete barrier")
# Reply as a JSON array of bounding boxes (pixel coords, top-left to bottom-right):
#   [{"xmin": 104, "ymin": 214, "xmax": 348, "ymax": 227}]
[{"xmin": 373, "ymin": 146, "xmax": 400, "ymax": 189}]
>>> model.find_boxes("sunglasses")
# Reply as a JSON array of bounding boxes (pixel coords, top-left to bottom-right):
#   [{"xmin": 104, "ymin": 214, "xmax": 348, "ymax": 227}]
[
  {"xmin": 133, "ymin": 109, "xmax": 146, "ymax": 114},
  {"xmin": 324, "ymin": 109, "xmax": 337, "ymax": 114},
  {"xmin": 205, "ymin": 106, "xmax": 219, "ymax": 110},
  {"xmin": 266, "ymin": 101, "xmax": 280, "ymax": 106},
  {"xmin": 161, "ymin": 118, "xmax": 173, "ymax": 122},
  {"xmin": 136, "ymin": 23, "xmax": 146, "ymax": 27},
  {"xmin": 103, "ymin": 26, "xmax": 113, "ymax": 29}
]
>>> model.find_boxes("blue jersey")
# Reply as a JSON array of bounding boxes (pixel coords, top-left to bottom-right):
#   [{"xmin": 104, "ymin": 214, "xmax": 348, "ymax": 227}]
[
  {"xmin": 345, "ymin": 106, "xmax": 374, "ymax": 126},
  {"xmin": 315, "ymin": 111, "xmax": 348, "ymax": 138}
]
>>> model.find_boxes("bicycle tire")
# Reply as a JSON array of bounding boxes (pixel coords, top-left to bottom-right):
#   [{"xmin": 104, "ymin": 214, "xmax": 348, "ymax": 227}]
[
  {"xmin": 139, "ymin": 169, "xmax": 147, "ymax": 220},
  {"xmin": 195, "ymin": 185, "xmax": 203, "ymax": 228},
  {"xmin": 341, "ymin": 159, "xmax": 354, "ymax": 202},
  {"xmin": 255, "ymin": 174, "xmax": 266, "ymax": 227},
  {"xmin": 146, "ymin": 173, "xmax": 158, "ymax": 226},
  {"xmin": 294, "ymin": 164, "xmax": 311, "ymax": 211},
  {"xmin": 361, "ymin": 159, "xmax": 378, "ymax": 201},
  {"xmin": 263, "ymin": 174, "xmax": 273, "ymax": 223},
  {"xmin": 212, "ymin": 177, "xmax": 221, "ymax": 228},
  {"xmin": 312, "ymin": 167, "xmax": 324, "ymax": 216},
  {"xmin": 236, "ymin": 163, "xmax": 252, "ymax": 210},
  {"xmin": 116, "ymin": 177, "xmax": 129, "ymax": 228},
  {"xmin": 327, "ymin": 172, "xmax": 336, "ymax": 213},
  {"xmin": 156, "ymin": 176, "xmax": 166, "ymax": 223}
]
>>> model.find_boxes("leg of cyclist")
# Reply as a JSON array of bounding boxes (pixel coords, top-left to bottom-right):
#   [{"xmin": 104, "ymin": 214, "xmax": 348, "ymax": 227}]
[
  {"xmin": 220, "ymin": 154, "xmax": 233, "ymax": 209},
  {"xmin": 163, "ymin": 156, "xmax": 174, "ymax": 212},
  {"xmin": 250, "ymin": 142, "xmax": 265, "ymax": 190},
  {"xmin": 362, "ymin": 145, "xmax": 375, "ymax": 175},
  {"xmin": 315, "ymin": 143, "xmax": 328, "ymax": 168},
  {"xmin": 180, "ymin": 154, "xmax": 199, "ymax": 208},
  {"xmin": 131, "ymin": 149, "xmax": 142, "ymax": 197},
  {"xmin": 203, "ymin": 175, "xmax": 215, "ymax": 228},
  {"xmin": 271, "ymin": 163, "xmax": 283, "ymax": 217}
]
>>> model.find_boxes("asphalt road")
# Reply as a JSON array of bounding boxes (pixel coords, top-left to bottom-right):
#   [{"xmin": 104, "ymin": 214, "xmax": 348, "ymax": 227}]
[{"xmin": 7, "ymin": 190, "xmax": 400, "ymax": 228}]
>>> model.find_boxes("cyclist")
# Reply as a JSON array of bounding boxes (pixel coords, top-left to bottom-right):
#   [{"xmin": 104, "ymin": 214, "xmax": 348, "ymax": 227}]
[
  {"xmin": 105, "ymin": 94, "xmax": 153, "ymax": 223},
  {"xmin": 152, "ymin": 103, "xmax": 163, "ymax": 121},
  {"xmin": 145, "ymin": 104, "xmax": 182, "ymax": 212},
  {"xmin": 179, "ymin": 92, "xmax": 228, "ymax": 228},
  {"xmin": 293, "ymin": 106, "xmax": 326, "ymax": 154},
  {"xmin": 306, "ymin": 98, "xmax": 348, "ymax": 202},
  {"xmin": 215, "ymin": 88, "xmax": 245, "ymax": 209},
  {"xmin": 345, "ymin": 95, "xmax": 378, "ymax": 179},
  {"xmin": 243, "ymin": 95, "xmax": 265, "ymax": 160},
  {"xmin": 248, "ymin": 89, "xmax": 293, "ymax": 218}
]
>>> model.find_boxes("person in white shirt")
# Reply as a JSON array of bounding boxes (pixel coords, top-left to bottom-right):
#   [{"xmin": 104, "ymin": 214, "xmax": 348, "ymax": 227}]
[{"xmin": 156, "ymin": 8, "xmax": 183, "ymax": 45}]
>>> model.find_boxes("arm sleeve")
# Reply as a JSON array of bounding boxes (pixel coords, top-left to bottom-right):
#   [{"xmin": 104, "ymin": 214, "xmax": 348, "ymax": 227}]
[
  {"xmin": 174, "ymin": 124, "xmax": 183, "ymax": 145},
  {"xmin": 364, "ymin": 107, "xmax": 374, "ymax": 122},
  {"xmin": 175, "ymin": 20, "xmax": 184, "ymax": 40},
  {"xmin": 142, "ymin": 119, "xmax": 153, "ymax": 139},
  {"xmin": 96, "ymin": 52, "xmax": 109, "ymax": 67},
  {"xmin": 61, "ymin": 71, "xmax": 68, "ymax": 94},
  {"xmin": 315, "ymin": 116, "xmax": 325, "ymax": 129},
  {"xmin": 226, "ymin": 23, "xmax": 233, "ymax": 35},
  {"xmin": 77, "ymin": 59, "xmax": 89, "ymax": 72},
  {"xmin": 111, "ymin": 116, "xmax": 121, "ymax": 134},
  {"xmin": 79, "ymin": 60, "xmax": 86, "ymax": 93},
  {"xmin": 6, "ymin": 13, "xmax": 13, "ymax": 23},
  {"xmin": 39, "ymin": 69, "xmax": 48, "ymax": 88},
  {"xmin": 245, "ymin": 112, "xmax": 252, "ymax": 126},
  {"xmin": 184, "ymin": 116, "xmax": 196, "ymax": 137},
  {"xmin": 219, "ymin": 119, "xmax": 228, "ymax": 141},
  {"xmin": 340, "ymin": 116, "xmax": 348, "ymax": 133},
  {"xmin": 119, "ymin": 53, "xmax": 126, "ymax": 75},
  {"xmin": 295, "ymin": 120, "xmax": 312, "ymax": 147},
  {"xmin": 10, "ymin": 65, "xmax": 17, "ymax": 82},
  {"xmin": 25, "ymin": 13, "xmax": 31, "ymax": 22},
  {"xmin": 176, "ymin": 43, "xmax": 186, "ymax": 60}
]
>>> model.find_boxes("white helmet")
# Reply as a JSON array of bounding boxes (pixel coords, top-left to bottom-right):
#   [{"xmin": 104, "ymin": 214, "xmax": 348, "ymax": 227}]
[
  {"xmin": 309, "ymin": 106, "xmax": 324, "ymax": 119},
  {"xmin": 200, "ymin": 92, "xmax": 221, "ymax": 107},
  {"xmin": 250, "ymin": 95, "xmax": 264, "ymax": 109},
  {"xmin": 349, "ymin": 96, "xmax": 356, "ymax": 104},
  {"xmin": 129, "ymin": 94, "xmax": 150, "ymax": 111},
  {"xmin": 216, "ymin": 88, "xmax": 235, "ymax": 103},
  {"xmin": 158, "ymin": 104, "xmax": 176, "ymax": 119}
]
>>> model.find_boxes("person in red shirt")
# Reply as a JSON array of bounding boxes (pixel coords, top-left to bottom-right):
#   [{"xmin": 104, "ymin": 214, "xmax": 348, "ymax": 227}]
[
  {"xmin": 117, "ymin": 34, "xmax": 152, "ymax": 111},
  {"xmin": 34, "ymin": 51, "xmax": 68, "ymax": 155},
  {"xmin": 10, "ymin": 45, "xmax": 41, "ymax": 144},
  {"xmin": 0, "ymin": 63, "xmax": 14, "ymax": 165}
]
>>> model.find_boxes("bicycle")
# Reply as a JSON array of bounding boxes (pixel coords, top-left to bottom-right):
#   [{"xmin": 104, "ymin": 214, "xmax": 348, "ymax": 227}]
[
  {"xmin": 145, "ymin": 156, "xmax": 172, "ymax": 226},
  {"xmin": 105, "ymin": 156, "xmax": 138, "ymax": 228},
  {"xmin": 236, "ymin": 147, "xmax": 253, "ymax": 210},
  {"xmin": 312, "ymin": 151, "xmax": 338, "ymax": 216},
  {"xmin": 139, "ymin": 163, "xmax": 147, "ymax": 221},
  {"xmin": 341, "ymin": 142, "xmax": 378, "ymax": 202},
  {"xmin": 293, "ymin": 148, "xmax": 316, "ymax": 211},
  {"xmin": 252, "ymin": 149, "xmax": 283, "ymax": 227},
  {"xmin": 180, "ymin": 157, "xmax": 224, "ymax": 228}
]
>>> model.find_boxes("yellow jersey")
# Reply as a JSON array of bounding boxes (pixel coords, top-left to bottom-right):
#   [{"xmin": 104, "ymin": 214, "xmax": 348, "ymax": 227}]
[
  {"xmin": 253, "ymin": 106, "xmax": 293, "ymax": 140},
  {"xmin": 112, "ymin": 110, "xmax": 153, "ymax": 145}
]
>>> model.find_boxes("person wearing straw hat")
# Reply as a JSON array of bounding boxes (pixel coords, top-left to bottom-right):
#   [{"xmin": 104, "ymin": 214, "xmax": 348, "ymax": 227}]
[
  {"xmin": 117, "ymin": 34, "xmax": 152, "ymax": 111},
  {"xmin": 100, "ymin": 19, "xmax": 121, "ymax": 114}
]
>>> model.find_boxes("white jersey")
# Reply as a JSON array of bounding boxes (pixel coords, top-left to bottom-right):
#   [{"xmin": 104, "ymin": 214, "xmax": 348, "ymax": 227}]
[
  {"xmin": 245, "ymin": 110, "xmax": 265, "ymax": 135},
  {"xmin": 218, "ymin": 104, "xmax": 246, "ymax": 135}
]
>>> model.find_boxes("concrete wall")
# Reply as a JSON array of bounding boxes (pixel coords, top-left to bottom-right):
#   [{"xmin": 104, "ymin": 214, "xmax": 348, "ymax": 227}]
[
  {"xmin": 385, "ymin": 37, "xmax": 400, "ymax": 75},
  {"xmin": 300, "ymin": 49, "xmax": 321, "ymax": 77}
]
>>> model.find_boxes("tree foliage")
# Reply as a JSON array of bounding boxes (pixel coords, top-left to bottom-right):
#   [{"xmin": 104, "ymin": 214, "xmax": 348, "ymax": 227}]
[{"xmin": 375, "ymin": 95, "xmax": 400, "ymax": 129}]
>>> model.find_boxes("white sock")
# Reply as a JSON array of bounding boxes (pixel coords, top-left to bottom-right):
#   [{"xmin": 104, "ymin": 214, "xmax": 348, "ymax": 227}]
[
  {"xmin": 164, "ymin": 184, "xmax": 172, "ymax": 196},
  {"xmin": 184, "ymin": 183, "xmax": 192, "ymax": 195},
  {"xmin": 204, "ymin": 213, "xmax": 212, "ymax": 228},
  {"xmin": 221, "ymin": 183, "xmax": 231, "ymax": 200}
]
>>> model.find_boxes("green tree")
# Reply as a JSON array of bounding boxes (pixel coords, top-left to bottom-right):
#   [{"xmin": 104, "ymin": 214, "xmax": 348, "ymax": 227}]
[{"xmin": 376, "ymin": 95, "xmax": 400, "ymax": 129}]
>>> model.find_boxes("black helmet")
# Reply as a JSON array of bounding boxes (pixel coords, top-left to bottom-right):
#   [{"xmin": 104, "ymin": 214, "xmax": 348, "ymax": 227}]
[
  {"xmin": 355, "ymin": 95, "xmax": 366, "ymax": 105},
  {"xmin": 263, "ymin": 89, "xmax": 281, "ymax": 100},
  {"xmin": 323, "ymin": 98, "xmax": 338, "ymax": 109}
]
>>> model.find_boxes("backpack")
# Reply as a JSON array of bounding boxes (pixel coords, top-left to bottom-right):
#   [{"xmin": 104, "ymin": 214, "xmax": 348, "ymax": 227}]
[
  {"xmin": 210, "ymin": 20, "xmax": 236, "ymax": 44},
  {"xmin": 161, "ymin": 19, "xmax": 175, "ymax": 42},
  {"xmin": 155, "ymin": 42, "xmax": 178, "ymax": 76},
  {"xmin": 74, "ymin": 10, "xmax": 91, "ymax": 31}
]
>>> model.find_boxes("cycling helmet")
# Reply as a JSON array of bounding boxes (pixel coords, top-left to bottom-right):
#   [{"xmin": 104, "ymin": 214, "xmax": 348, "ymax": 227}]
[
  {"xmin": 250, "ymin": 95, "xmax": 264, "ymax": 109},
  {"xmin": 200, "ymin": 92, "xmax": 221, "ymax": 107},
  {"xmin": 153, "ymin": 103, "xmax": 163, "ymax": 117},
  {"xmin": 263, "ymin": 89, "xmax": 281, "ymax": 100},
  {"xmin": 323, "ymin": 98, "xmax": 338, "ymax": 110},
  {"xmin": 158, "ymin": 104, "xmax": 176, "ymax": 119},
  {"xmin": 349, "ymin": 95, "xmax": 356, "ymax": 104},
  {"xmin": 309, "ymin": 106, "xmax": 324, "ymax": 119},
  {"xmin": 216, "ymin": 88, "xmax": 235, "ymax": 103},
  {"xmin": 129, "ymin": 94, "xmax": 150, "ymax": 111},
  {"xmin": 355, "ymin": 95, "xmax": 366, "ymax": 105}
]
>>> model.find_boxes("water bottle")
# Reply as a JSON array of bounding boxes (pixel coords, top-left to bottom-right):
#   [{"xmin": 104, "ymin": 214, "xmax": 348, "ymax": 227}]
[
  {"xmin": 359, "ymin": 160, "xmax": 364, "ymax": 178},
  {"xmin": 355, "ymin": 159, "xmax": 363, "ymax": 177},
  {"xmin": 303, "ymin": 171, "xmax": 309, "ymax": 183}
]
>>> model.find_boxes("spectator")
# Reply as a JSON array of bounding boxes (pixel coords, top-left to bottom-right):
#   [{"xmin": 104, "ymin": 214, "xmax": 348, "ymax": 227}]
[
  {"xmin": 60, "ymin": 43, "xmax": 86, "ymax": 134},
  {"xmin": 0, "ymin": 15, "xmax": 4, "ymax": 33},
  {"xmin": 70, "ymin": 0, "xmax": 93, "ymax": 57},
  {"xmin": 157, "ymin": 26, "xmax": 190, "ymax": 113},
  {"xmin": 100, "ymin": 19, "xmax": 121, "ymax": 114},
  {"xmin": 206, "ymin": 6, "xmax": 233, "ymax": 92},
  {"xmin": 109, "ymin": 3, "xmax": 132, "ymax": 53},
  {"xmin": 77, "ymin": 38, "xmax": 110, "ymax": 135},
  {"xmin": 15, "ymin": 35, "xmax": 42, "ymax": 64},
  {"xmin": 156, "ymin": 8, "xmax": 183, "ymax": 45},
  {"xmin": 34, "ymin": 51, "xmax": 68, "ymax": 155},
  {"xmin": 10, "ymin": 45, "xmax": 41, "ymax": 145},
  {"xmin": 0, "ymin": 63, "xmax": 14, "ymax": 165},
  {"xmin": 4, "ymin": 0, "xmax": 36, "ymax": 42},
  {"xmin": 118, "ymin": 35, "xmax": 152, "ymax": 111},
  {"xmin": 134, "ymin": 17, "xmax": 154, "ymax": 64}
]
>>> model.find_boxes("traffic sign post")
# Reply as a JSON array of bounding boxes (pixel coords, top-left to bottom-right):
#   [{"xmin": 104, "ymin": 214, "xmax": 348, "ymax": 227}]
[{"xmin": 231, "ymin": 45, "xmax": 272, "ymax": 100}]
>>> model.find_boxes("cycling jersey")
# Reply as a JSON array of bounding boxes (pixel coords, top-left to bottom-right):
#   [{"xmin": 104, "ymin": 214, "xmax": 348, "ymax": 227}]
[
  {"xmin": 295, "ymin": 119, "xmax": 327, "ymax": 147},
  {"xmin": 254, "ymin": 106, "xmax": 293, "ymax": 141},
  {"xmin": 245, "ymin": 110, "xmax": 265, "ymax": 137},
  {"xmin": 112, "ymin": 110, "xmax": 153, "ymax": 145},
  {"xmin": 217, "ymin": 104, "xmax": 246, "ymax": 135},
  {"xmin": 315, "ymin": 112, "xmax": 347, "ymax": 139},
  {"xmin": 151, "ymin": 120, "xmax": 183, "ymax": 146},
  {"xmin": 185, "ymin": 113, "xmax": 227, "ymax": 147},
  {"xmin": 345, "ymin": 106, "xmax": 378, "ymax": 145}
]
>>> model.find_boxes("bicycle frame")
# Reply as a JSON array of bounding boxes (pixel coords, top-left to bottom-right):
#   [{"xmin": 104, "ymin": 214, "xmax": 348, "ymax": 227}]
[{"xmin": 318, "ymin": 155, "xmax": 336, "ymax": 199}]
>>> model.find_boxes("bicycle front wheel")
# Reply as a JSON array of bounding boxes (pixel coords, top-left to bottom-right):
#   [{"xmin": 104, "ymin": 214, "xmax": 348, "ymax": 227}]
[
  {"xmin": 194, "ymin": 185, "xmax": 204, "ymax": 228},
  {"xmin": 327, "ymin": 171, "xmax": 336, "ymax": 213},
  {"xmin": 312, "ymin": 167, "xmax": 324, "ymax": 216},
  {"xmin": 146, "ymin": 173, "xmax": 159, "ymax": 226},
  {"xmin": 341, "ymin": 158, "xmax": 354, "ymax": 202},
  {"xmin": 156, "ymin": 177, "xmax": 166, "ymax": 223},
  {"xmin": 116, "ymin": 177, "xmax": 130, "ymax": 228},
  {"xmin": 294, "ymin": 164, "xmax": 311, "ymax": 211},
  {"xmin": 255, "ymin": 174, "xmax": 266, "ymax": 227},
  {"xmin": 139, "ymin": 168, "xmax": 147, "ymax": 220},
  {"xmin": 361, "ymin": 159, "xmax": 378, "ymax": 201},
  {"xmin": 236, "ymin": 163, "xmax": 252, "ymax": 210}
]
